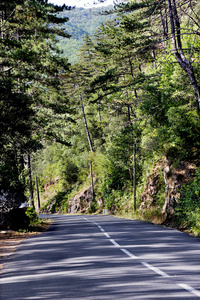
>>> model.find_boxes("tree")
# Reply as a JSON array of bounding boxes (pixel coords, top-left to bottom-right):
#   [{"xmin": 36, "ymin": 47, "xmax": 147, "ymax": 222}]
[
  {"xmin": 0, "ymin": 0, "xmax": 71, "ymax": 218},
  {"xmin": 167, "ymin": 0, "xmax": 200, "ymax": 115},
  {"xmin": 14, "ymin": 0, "xmax": 200, "ymax": 222}
]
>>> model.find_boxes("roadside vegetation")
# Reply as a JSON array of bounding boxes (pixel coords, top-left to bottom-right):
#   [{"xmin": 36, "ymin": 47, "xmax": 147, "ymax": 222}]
[{"xmin": 0, "ymin": 0, "xmax": 200, "ymax": 237}]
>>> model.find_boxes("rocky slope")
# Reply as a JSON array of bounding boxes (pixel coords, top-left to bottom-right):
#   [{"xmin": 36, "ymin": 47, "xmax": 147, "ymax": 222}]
[{"xmin": 140, "ymin": 157, "xmax": 196, "ymax": 222}]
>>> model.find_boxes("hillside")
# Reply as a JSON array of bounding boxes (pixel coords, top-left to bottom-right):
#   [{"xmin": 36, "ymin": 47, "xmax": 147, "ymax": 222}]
[{"xmin": 57, "ymin": 5, "xmax": 115, "ymax": 63}]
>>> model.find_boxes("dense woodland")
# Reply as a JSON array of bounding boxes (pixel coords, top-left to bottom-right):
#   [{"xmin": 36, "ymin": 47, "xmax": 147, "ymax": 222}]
[{"xmin": 0, "ymin": 0, "xmax": 200, "ymax": 235}]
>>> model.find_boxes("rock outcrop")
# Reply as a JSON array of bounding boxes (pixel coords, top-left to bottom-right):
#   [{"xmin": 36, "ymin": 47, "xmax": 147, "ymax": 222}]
[
  {"xmin": 140, "ymin": 157, "xmax": 196, "ymax": 221},
  {"xmin": 140, "ymin": 162, "xmax": 162, "ymax": 210},
  {"xmin": 68, "ymin": 187, "xmax": 93, "ymax": 214},
  {"xmin": 162, "ymin": 158, "xmax": 196, "ymax": 218}
]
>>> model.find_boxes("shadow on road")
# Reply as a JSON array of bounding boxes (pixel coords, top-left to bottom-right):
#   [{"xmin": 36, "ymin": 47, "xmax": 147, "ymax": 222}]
[{"xmin": 1, "ymin": 215, "xmax": 200, "ymax": 299}]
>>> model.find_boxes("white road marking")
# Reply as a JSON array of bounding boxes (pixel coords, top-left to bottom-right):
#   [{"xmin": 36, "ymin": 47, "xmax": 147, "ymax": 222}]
[
  {"xmin": 120, "ymin": 248, "xmax": 138, "ymax": 259},
  {"xmin": 142, "ymin": 262, "xmax": 170, "ymax": 278},
  {"xmin": 104, "ymin": 232, "xmax": 110, "ymax": 238},
  {"xmin": 84, "ymin": 217, "xmax": 200, "ymax": 298},
  {"xmin": 109, "ymin": 239, "xmax": 120, "ymax": 247},
  {"xmin": 178, "ymin": 284, "xmax": 200, "ymax": 297}
]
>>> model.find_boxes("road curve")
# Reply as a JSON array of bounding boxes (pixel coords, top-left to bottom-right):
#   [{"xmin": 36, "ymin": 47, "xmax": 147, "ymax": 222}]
[{"xmin": 1, "ymin": 215, "xmax": 200, "ymax": 299}]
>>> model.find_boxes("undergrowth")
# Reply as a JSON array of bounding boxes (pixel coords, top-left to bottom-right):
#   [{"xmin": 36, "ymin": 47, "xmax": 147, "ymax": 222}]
[{"xmin": 174, "ymin": 168, "xmax": 200, "ymax": 237}]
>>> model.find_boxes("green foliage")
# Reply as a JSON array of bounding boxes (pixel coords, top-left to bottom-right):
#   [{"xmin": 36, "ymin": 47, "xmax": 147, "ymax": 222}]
[
  {"xmin": 25, "ymin": 207, "xmax": 39, "ymax": 225},
  {"xmin": 167, "ymin": 107, "xmax": 200, "ymax": 153},
  {"xmin": 5, "ymin": 0, "xmax": 199, "ymax": 237},
  {"xmin": 0, "ymin": 79, "xmax": 34, "ymax": 191},
  {"xmin": 42, "ymin": 190, "xmax": 70, "ymax": 213},
  {"xmin": 102, "ymin": 188, "xmax": 124, "ymax": 210},
  {"xmin": 140, "ymin": 207, "xmax": 166, "ymax": 225},
  {"xmin": 32, "ymin": 142, "xmax": 90, "ymax": 189},
  {"xmin": 97, "ymin": 135, "xmax": 131, "ymax": 191},
  {"xmin": 0, "ymin": 0, "xmax": 71, "ymax": 201},
  {"xmin": 175, "ymin": 169, "xmax": 200, "ymax": 235},
  {"xmin": 62, "ymin": 160, "xmax": 79, "ymax": 185},
  {"xmin": 89, "ymin": 199, "xmax": 98, "ymax": 213},
  {"xmin": 92, "ymin": 126, "xmax": 142, "ymax": 210}
]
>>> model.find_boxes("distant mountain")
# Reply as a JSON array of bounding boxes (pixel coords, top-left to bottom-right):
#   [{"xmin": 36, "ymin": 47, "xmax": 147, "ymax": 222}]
[{"xmin": 57, "ymin": 5, "xmax": 115, "ymax": 63}]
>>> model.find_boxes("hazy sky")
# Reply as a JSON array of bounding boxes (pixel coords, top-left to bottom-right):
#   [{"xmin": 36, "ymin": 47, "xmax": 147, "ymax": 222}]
[{"xmin": 49, "ymin": 0, "xmax": 114, "ymax": 8}]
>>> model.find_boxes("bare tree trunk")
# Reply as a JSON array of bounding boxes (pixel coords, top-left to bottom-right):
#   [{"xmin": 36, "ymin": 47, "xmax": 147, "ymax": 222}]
[
  {"xmin": 150, "ymin": 22, "xmax": 157, "ymax": 70},
  {"xmin": 27, "ymin": 154, "xmax": 34, "ymax": 209},
  {"xmin": 136, "ymin": 54, "xmax": 142, "ymax": 72},
  {"xmin": 35, "ymin": 175, "xmax": 40, "ymax": 211},
  {"xmin": 160, "ymin": 7, "xmax": 168, "ymax": 40},
  {"xmin": 80, "ymin": 97, "xmax": 94, "ymax": 153},
  {"xmin": 167, "ymin": 0, "xmax": 200, "ymax": 115},
  {"xmin": 79, "ymin": 94, "xmax": 95, "ymax": 202},
  {"xmin": 97, "ymin": 90, "xmax": 102, "ymax": 122},
  {"xmin": 90, "ymin": 161, "xmax": 94, "ymax": 200},
  {"xmin": 127, "ymin": 49, "xmax": 134, "ymax": 78},
  {"xmin": 133, "ymin": 143, "xmax": 136, "ymax": 212}
]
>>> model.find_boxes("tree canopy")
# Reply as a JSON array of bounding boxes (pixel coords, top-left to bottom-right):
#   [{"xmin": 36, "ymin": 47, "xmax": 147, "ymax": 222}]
[
  {"xmin": 1, "ymin": 0, "xmax": 200, "ymax": 233},
  {"xmin": 0, "ymin": 0, "xmax": 71, "ymax": 192}
]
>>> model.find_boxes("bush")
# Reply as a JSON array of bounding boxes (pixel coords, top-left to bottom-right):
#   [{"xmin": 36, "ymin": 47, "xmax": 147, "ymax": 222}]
[
  {"xmin": 175, "ymin": 168, "xmax": 200, "ymax": 235},
  {"xmin": 25, "ymin": 207, "xmax": 39, "ymax": 225}
]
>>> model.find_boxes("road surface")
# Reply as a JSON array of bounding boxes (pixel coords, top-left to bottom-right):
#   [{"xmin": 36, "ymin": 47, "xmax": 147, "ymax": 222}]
[{"xmin": 1, "ymin": 215, "xmax": 200, "ymax": 299}]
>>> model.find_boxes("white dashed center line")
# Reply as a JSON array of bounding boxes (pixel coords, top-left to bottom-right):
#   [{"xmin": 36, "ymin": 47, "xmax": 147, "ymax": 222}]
[
  {"xmin": 178, "ymin": 284, "xmax": 200, "ymax": 297},
  {"xmin": 120, "ymin": 248, "xmax": 138, "ymax": 259},
  {"xmin": 142, "ymin": 262, "xmax": 170, "ymax": 278},
  {"xmin": 109, "ymin": 239, "xmax": 120, "ymax": 247},
  {"xmin": 84, "ymin": 217, "xmax": 200, "ymax": 298},
  {"xmin": 104, "ymin": 232, "xmax": 110, "ymax": 238}
]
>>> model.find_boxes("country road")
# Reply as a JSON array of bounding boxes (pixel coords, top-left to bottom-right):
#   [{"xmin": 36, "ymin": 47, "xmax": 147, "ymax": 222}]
[{"xmin": 1, "ymin": 215, "xmax": 200, "ymax": 299}]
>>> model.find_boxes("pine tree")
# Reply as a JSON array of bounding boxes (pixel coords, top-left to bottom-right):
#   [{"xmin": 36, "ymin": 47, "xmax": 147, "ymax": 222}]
[{"xmin": 0, "ymin": 0, "xmax": 71, "ymax": 196}]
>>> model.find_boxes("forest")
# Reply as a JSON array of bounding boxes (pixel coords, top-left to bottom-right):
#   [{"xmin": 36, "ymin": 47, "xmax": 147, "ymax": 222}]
[
  {"xmin": 0, "ymin": 0, "xmax": 200, "ymax": 236},
  {"xmin": 56, "ymin": 5, "xmax": 116, "ymax": 63}
]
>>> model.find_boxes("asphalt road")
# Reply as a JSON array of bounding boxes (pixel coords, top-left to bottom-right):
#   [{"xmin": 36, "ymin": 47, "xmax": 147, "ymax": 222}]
[{"xmin": 1, "ymin": 215, "xmax": 200, "ymax": 299}]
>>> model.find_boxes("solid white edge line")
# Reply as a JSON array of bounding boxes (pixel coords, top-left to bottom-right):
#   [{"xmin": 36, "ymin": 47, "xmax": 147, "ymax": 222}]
[{"xmin": 178, "ymin": 284, "xmax": 200, "ymax": 297}]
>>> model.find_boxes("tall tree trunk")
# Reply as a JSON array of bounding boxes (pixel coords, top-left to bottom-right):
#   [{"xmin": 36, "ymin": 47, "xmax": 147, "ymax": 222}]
[
  {"xmin": 160, "ymin": 8, "xmax": 168, "ymax": 40},
  {"xmin": 90, "ymin": 161, "xmax": 94, "ymax": 201},
  {"xmin": 97, "ymin": 90, "xmax": 102, "ymax": 122},
  {"xmin": 133, "ymin": 143, "xmax": 136, "ymax": 212},
  {"xmin": 167, "ymin": 0, "xmax": 200, "ymax": 115},
  {"xmin": 80, "ymin": 94, "xmax": 94, "ymax": 152},
  {"xmin": 27, "ymin": 154, "xmax": 34, "ymax": 208},
  {"xmin": 35, "ymin": 175, "xmax": 40, "ymax": 211},
  {"xmin": 150, "ymin": 21, "xmax": 157, "ymax": 70},
  {"xmin": 136, "ymin": 54, "xmax": 142, "ymax": 72},
  {"xmin": 79, "ymin": 96, "xmax": 95, "ymax": 202}
]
